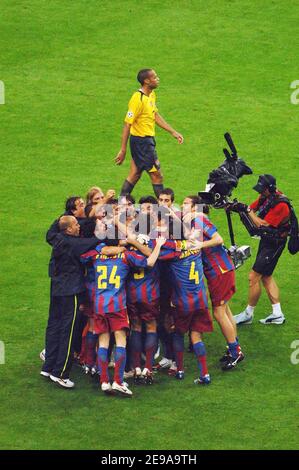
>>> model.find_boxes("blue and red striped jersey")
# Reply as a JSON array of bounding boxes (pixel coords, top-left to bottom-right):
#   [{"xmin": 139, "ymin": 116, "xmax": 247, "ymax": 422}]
[
  {"xmin": 126, "ymin": 240, "xmax": 180, "ymax": 304},
  {"xmin": 81, "ymin": 246, "xmax": 148, "ymax": 314},
  {"xmin": 192, "ymin": 214, "xmax": 234, "ymax": 280},
  {"xmin": 127, "ymin": 247, "xmax": 160, "ymax": 304},
  {"xmin": 168, "ymin": 250, "xmax": 209, "ymax": 313}
]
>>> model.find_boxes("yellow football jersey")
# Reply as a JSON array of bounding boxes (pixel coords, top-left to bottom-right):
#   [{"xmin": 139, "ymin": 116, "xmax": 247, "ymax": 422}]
[{"xmin": 124, "ymin": 90, "xmax": 158, "ymax": 137}]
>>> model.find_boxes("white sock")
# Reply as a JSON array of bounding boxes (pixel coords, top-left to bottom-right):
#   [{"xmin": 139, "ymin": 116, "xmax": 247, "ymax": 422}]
[
  {"xmin": 272, "ymin": 303, "xmax": 283, "ymax": 317},
  {"xmin": 245, "ymin": 305, "xmax": 255, "ymax": 316}
]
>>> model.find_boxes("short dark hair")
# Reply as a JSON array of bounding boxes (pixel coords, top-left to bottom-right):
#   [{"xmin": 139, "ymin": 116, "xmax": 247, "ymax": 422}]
[
  {"xmin": 186, "ymin": 195, "xmax": 201, "ymax": 207},
  {"xmin": 139, "ymin": 195, "xmax": 157, "ymax": 205},
  {"xmin": 106, "ymin": 198, "xmax": 118, "ymax": 206},
  {"xmin": 124, "ymin": 194, "xmax": 135, "ymax": 205},
  {"xmin": 137, "ymin": 69, "xmax": 152, "ymax": 85},
  {"xmin": 65, "ymin": 196, "xmax": 81, "ymax": 214},
  {"xmin": 159, "ymin": 188, "xmax": 175, "ymax": 202}
]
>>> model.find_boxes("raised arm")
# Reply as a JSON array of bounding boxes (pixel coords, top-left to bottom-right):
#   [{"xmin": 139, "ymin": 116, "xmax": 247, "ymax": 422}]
[{"xmin": 147, "ymin": 237, "xmax": 166, "ymax": 267}]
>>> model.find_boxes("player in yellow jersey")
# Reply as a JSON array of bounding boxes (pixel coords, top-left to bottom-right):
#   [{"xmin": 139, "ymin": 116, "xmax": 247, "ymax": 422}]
[{"xmin": 115, "ymin": 69, "xmax": 184, "ymax": 197}]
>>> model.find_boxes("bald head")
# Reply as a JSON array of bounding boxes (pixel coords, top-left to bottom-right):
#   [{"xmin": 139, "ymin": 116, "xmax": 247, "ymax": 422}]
[{"xmin": 59, "ymin": 215, "xmax": 80, "ymax": 236}]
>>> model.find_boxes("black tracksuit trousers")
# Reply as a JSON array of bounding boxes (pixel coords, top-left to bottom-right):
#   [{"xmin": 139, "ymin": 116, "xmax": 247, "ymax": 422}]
[{"xmin": 43, "ymin": 293, "xmax": 84, "ymax": 379}]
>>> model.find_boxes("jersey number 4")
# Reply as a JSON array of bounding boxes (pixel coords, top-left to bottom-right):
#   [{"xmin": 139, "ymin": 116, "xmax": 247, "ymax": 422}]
[
  {"xmin": 189, "ymin": 261, "xmax": 199, "ymax": 284},
  {"xmin": 97, "ymin": 266, "xmax": 120, "ymax": 289}
]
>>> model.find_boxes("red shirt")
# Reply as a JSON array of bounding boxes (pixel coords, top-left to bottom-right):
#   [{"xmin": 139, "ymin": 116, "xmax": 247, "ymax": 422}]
[{"xmin": 250, "ymin": 193, "xmax": 290, "ymax": 228}]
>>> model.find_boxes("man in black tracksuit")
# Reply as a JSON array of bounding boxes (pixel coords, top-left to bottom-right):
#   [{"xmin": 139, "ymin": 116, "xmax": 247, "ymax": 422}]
[
  {"xmin": 46, "ymin": 196, "xmax": 97, "ymax": 356},
  {"xmin": 41, "ymin": 215, "xmax": 100, "ymax": 389}
]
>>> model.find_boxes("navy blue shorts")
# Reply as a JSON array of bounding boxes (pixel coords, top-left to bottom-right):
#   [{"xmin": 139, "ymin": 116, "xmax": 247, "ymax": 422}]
[{"xmin": 130, "ymin": 135, "xmax": 160, "ymax": 173}]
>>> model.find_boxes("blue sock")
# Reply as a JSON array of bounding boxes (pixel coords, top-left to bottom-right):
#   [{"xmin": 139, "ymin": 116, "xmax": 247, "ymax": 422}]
[
  {"xmin": 130, "ymin": 331, "xmax": 142, "ymax": 368},
  {"xmin": 114, "ymin": 346, "xmax": 126, "ymax": 384},
  {"xmin": 86, "ymin": 332, "xmax": 98, "ymax": 366},
  {"xmin": 145, "ymin": 332, "xmax": 157, "ymax": 371},
  {"xmin": 193, "ymin": 341, "xmax": 208, "ymax": 377},
  {"xmin": 228, "ymin": 341, "xmax": 239, "ymax": 359}
]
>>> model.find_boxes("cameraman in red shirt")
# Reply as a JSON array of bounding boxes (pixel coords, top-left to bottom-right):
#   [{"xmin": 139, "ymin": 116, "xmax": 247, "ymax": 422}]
[{"xmin": 234, "ymin": 175, "xmax": 290, "ymax": 325}]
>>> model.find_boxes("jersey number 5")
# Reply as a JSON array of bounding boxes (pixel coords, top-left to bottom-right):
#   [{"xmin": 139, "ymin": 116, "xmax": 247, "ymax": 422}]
[
  {"xmin": 133, "ymin": 269, "xmax": 145, "ymax": 280},
  {"xmin": 97, "ymin": 266, "xmax": 120, "ymax": 289}
]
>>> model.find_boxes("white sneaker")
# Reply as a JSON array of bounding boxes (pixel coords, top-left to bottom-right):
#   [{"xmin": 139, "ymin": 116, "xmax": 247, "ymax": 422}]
[
  {"xmin": 123, "ymin": 369, "xmax": 134, "ymax": 379},
  {"xmin": 160, "ymin": 357, "xmax": 173, "ymax": 368},
  {"xmin": 154, "ymin": 357, "xmax": 173, "ymax": 370},
  {"xmin": 112, "ymin": 381, "xmax": 133, "ymax": 397},
  {"xmin": 234, "ymin": 310, "xmax": 253, "ymax": 325},
  {"xmin": 39, "ymin": 349, "xmax": 46, "ymax": 362},
  {"xmin": 40, "ymin": 370, "xmax": 50, "ymax": 378},
  {"xmin": 91, "ymin": 366, "xmax": 97, "ymax": 376},
  {"xmin": 259, "ymin": 314, "xmax": 285, "ymax": 325},
  {"xmin": 168, "ymin": 361, "xmax": 178, "ymax": 376},
  {"xmin": 101, "ymin": 382, "xmax": 113, "ymax": 394},
  {"xmin": 50, "ymin": 375, "xmax": 75, "ymax": 389},
  {"xmin": 141, "ymin": 368, "xmax": 154, "ymax": 385}
]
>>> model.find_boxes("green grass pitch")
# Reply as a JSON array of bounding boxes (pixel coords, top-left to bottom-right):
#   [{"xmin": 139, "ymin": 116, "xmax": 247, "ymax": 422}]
[{"xmin": 0, "ymin": 0, "xmax": 299, "ymax": 450}]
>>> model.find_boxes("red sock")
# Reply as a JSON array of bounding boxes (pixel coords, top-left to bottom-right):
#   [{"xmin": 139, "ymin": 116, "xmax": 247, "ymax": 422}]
[
  {"xmin": 132, "ymin": 351, "xmax": 141, "ymax": 369},
  {"xmin": 176, "ymin": 351, "xmax": 184, "ymax": 371},
  {"xmin": 197, "ymin": 355, "xmax": 208, "ymax": 377}
]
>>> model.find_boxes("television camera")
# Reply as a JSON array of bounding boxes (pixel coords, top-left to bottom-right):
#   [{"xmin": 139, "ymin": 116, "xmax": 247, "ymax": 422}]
[{"xmin": 198, "ymin": 133, "xmax": 255, "ymax": 269}]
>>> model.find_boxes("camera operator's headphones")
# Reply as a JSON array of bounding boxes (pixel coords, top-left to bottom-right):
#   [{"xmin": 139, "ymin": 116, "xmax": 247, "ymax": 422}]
[{"xmin": 253, "ymin": 174, "xmax": 277, "ymax": 193}]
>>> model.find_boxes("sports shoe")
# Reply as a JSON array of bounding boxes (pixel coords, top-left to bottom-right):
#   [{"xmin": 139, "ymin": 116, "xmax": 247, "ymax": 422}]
[
  {"xmin": 101, "ymin": 382, "xmax": 113, "ymax": 395},
  {"xmin": 39, "ymin": 349, "xmax": 46, "ymax": 362},
  {"xmin": 153, "ymin": 357, "xmax": 172, "ymax": 371},
  {"xmin": 259, "ymin": 314, "xmax": 285, "ymax": 325},
  {"xmin": 142, "ymin": 368, "xmax": 154, "ymax": 385},
  {"xmin": 194, "ymin": 374, "xmax": 211, "ymax": 385},
  {"xmin": 219, "ymin": 347, "xmax": 232, "ymax": 363},
  {"xmin": 133, "ymin": 367, "xmax": 143, "ymax": 385},
  {"xmin": 83, "ymin": 365, "xmax": 91, "ymax": 375},
  {"xmin": 91, "ymin": 366, "xmax": 98, "ymax": 376},
  {"xmin": 222, "ymin": 351, "xmax": 245, "ymax": 371},
  {"xmin": 123, "ymin": 369, "xmax": 135, "ymax": 379},
  {"xmin": 167, "ymin": 361, "xmax": 178, "ymax": 376},
  {"xmin": 40, "ymin": 370, "xmax": 50, "ymax": 378},
  {"xmin": 111, "ymin": 381, "xmax": 133, "ymax": 397},
  {"xmin": 175, "ymin": 370, "xmax": 185, "ymax": 380},
  {"xmin": 50, "ymin": 375, "xmax": 75, "ymax": 389},
  {"xmin": 234, "ymin": 310, "xmax": 253, "ymax": 325}
]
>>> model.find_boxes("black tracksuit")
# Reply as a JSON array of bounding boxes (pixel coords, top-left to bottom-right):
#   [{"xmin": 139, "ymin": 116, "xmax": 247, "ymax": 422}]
[{"xmin": 43, "ymin": 233, "xmax": 99, "ymax": 379}]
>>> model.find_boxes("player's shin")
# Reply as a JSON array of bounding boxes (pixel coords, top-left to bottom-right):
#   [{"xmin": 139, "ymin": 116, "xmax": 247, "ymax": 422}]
[
  {"xmin": 85, "ymin": 332, "xmax": 98, "ymax": 368},
  {"xmin": 145, "ymin": 331, "xmax": 157, "ymax": 372},
  {"xmin": 130, "ymin": 330, "xmax": 142, "ymax": 369},
  {"xmin": 114, "ymin": 346, "xmax": 127, "ymax": 385},
  {"xmin": 98, "ymin": 346, "xmax": 109, "ymax": 384},
  {"xmin": 192, "ymin": 340, "xmax": 209, "ymax": 378},
  {"xmin": 172, "ymin": 332, "xmax": 184, "ymax": 372}
]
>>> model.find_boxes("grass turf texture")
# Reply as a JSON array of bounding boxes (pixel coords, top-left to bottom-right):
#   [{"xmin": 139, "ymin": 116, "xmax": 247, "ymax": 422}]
[{"xmin": 1, "ymin": 0, "xmax": 299, "ymax": 450}]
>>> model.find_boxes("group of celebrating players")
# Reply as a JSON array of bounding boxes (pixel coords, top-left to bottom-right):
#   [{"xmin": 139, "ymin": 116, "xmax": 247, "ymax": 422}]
[
  {"xmin": 41, "ymin": 68, "xmax": 292, "ymax": 397},
  {"xmin": 41, "ymin": 186, "xmax": 243, "ymax": 398}
]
